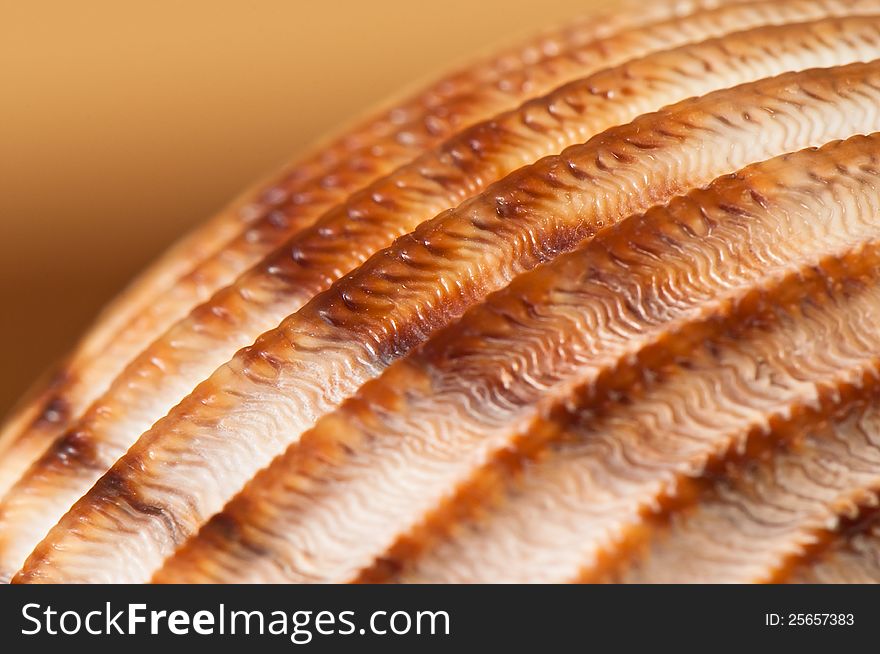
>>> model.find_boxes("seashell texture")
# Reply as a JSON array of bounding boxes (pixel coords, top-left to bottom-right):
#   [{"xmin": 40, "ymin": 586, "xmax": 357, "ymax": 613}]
[{"xmin": 7, "ymin": 0, "xmax": 880, "ymax": 583}]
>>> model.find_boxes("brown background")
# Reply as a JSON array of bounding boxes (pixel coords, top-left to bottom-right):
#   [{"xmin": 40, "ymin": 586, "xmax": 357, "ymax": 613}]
[{"xmin": 0, "ymin": 0, "xmax": 605, "ymax": 417}]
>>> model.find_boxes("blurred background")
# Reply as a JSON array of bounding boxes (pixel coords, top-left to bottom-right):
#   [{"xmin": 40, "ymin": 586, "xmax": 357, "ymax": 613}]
[{"xmin": 0, "ymin": 0, "xmax": 604, "ymax": 416}]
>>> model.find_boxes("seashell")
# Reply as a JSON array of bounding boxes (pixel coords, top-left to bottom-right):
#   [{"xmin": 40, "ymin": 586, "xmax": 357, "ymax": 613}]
[{"xmin": 7, "ymin": 0, "xmax": 880, "ymax": 583}]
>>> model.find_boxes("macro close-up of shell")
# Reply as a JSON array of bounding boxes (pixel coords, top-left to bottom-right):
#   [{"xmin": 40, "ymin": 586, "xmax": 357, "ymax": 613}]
[{"xmin": 6, "ymin": 0, "xmax": 880, "ymax": 583}]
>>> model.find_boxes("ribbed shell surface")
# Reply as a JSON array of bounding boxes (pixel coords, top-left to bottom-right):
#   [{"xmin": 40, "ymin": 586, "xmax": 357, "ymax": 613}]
[{"xmin": 6, "ymin": 0, "xmax": 880, "ymax": 583}]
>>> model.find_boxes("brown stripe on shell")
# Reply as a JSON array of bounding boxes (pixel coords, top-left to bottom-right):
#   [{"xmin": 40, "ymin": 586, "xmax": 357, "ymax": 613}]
[
  {"xmin": 603, "ymin": 368, "xmax": 880, "ymax": 583},
  {"xmin": 392, "ymin": 263, "xmax": 880, "ymax": 583},
  {"xmin": 17, "ymin": 62, "xmax": 880, "ymax": 584},
  {"xmin": 5, "ymin": 1, "xmax": 875, "ymax": 506},
  {"xmin": 0, "ymin": 0, "xmax": 744, "ymax": 487},
  {"xmin": 149, "ymin": 134, "xmax": 880, "ymax": 583},
  {"xmin": 785, "ymin": 505, "xmax": 880, "ymax": 583}
]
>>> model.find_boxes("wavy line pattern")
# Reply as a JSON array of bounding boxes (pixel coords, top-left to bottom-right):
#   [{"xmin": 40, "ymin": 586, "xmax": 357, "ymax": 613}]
[
  {"xmin": 8, "ymin": 2, "xmax": 880, "ymax": 584},
  {"xmin": 786, "ymin": 507, "xmax": 880, "ymax": 582},
  {"xmin": 6, "ymin": 15, "xmax": 880, "ymax": 580},
  {"xmin": 0, "ymin": 0, "xmax": 766, "ymax": 489},
  {"xmin": 614, "ymin": 389, "xmax": 880, "ymax": 583},
  {"xmin": 155, "ymin": 136, "xmax": 880, "ymax": 583},
  {"xmin": 395, "ymin": 283, "xmax": 880, "ymax": 584},
  {"xmin": 12, "ymin": 63, "xmax": 880, "ymax": 583}
]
